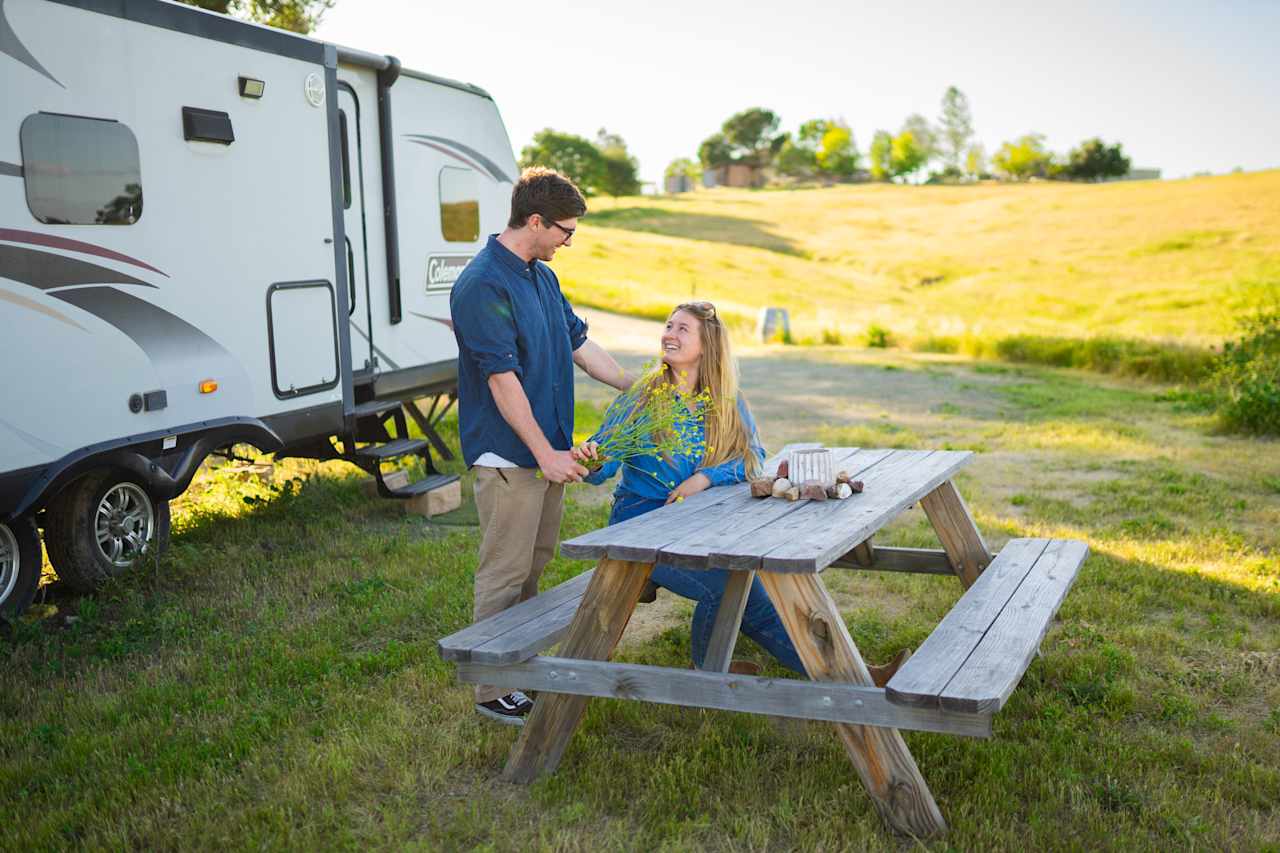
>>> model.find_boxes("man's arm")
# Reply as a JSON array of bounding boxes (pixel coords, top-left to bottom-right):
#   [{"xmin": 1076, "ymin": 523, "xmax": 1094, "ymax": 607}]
[
  {"xmin": 488, "ymin": 371, "xmax": 587, "ymax": 483},
  {"xmin": 572, "ymin": 339, "xmax": 633, "ymax": 391}
]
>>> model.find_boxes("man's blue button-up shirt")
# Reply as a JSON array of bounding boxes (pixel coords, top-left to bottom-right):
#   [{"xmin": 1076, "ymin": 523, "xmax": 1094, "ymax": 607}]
[{"xmin": 450, "ymin": 235, "xmax": 588, "ymax": 468}]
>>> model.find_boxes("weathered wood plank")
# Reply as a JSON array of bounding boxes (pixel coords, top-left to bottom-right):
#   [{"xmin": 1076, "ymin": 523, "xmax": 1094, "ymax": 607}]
[
  {"xmin": 465, "ymin": 596, "xmax": 583, "ymax": 665},
  {"xmin": 708, "ymin": 449, "xmax": 912, "ymax": 571},
  {"xmin": 884, "ymin": 538, "xmax": 1050, "ymax": 710},
  {"xmin": 829, "ymin": 546, "xmax": 956, "ymax": 576},
  {"xmin": 850, "ymin": 537, "xmax": 875, "ymax": 568},
  {"xmin": 700, "ymin": 570, "xmax": 754, "ymax": 672},
  {"xmin": 559, "ymin": 443, "xmax": 824, "ymax": 562},
  {"xmin": 939, "ymin": 539, "xmax": 1089, "ymax": 714},
  {"xmin": 759, "ymin": 570, "xmax": 947, "ymax": 837},
  {"xmin": 456, "ymin": 657, "xmax": 992, "ymax": 738},
  {"xmin": 503, "ymin": 559, "xmax": 653, "ymax": 783},
  {"xmin": 920, "ymin": 479, "xmax": 992, "ymax": 588},
  {"xmin": 559, "ymin": 486, "xmax": 740, "ymax": 561},
  {"xmin": 437, "ymin": 570, "xmax": 593, "ymax": 663},
  {"xmin": 657, "ymin": 448, "xmax": 873, "ymax": 570},
  {"xmin": 759, "ymin": 450, "xmax": 975, "ymax": 573}
]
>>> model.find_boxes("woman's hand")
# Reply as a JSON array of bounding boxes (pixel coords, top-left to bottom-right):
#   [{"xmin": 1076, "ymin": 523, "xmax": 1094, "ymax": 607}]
[
  {"xmin": 666, "ymin": 472, "xmax": 711, "ymax": 505},
  {"xmin": 571, "ymin": 440, "xmax": 600, "ymax": 464}
]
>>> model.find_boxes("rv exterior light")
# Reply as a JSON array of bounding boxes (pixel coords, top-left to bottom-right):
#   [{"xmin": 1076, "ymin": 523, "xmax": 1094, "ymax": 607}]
[
  {"xmin": 199, "ymin": 379, "xmax": 218, "ymax": 394},
  {"xmin": 239, "ymin": 76, "xmax": 265, "ymax": 99}
]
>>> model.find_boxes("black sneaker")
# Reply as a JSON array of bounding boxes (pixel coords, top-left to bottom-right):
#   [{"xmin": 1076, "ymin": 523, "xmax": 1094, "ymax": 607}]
[{"xmin": 476, "ymin": 691, "xmax": 533, "ymax": 726}]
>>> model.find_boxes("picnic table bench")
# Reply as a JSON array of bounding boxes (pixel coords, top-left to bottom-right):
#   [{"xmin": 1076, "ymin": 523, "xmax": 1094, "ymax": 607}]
[{"xmin": 439, "ymin": 445, "xmax": 1089, "ymax": 837}]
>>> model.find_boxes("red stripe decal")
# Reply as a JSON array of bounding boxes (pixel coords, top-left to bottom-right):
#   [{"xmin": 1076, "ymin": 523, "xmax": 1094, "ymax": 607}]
[
  {"xmin": 0, "ymin": 228, "xmax": 168, "ymax": 277},
  {"xmin": 407, "ymin": 140, "xmax": 490, "ymax": 178}
]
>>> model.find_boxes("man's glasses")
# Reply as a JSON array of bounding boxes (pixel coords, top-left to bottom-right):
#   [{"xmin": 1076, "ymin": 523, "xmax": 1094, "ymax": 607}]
[{"xmin": 540, "ymin": 214, "xmax": 575, "ymax": 240}]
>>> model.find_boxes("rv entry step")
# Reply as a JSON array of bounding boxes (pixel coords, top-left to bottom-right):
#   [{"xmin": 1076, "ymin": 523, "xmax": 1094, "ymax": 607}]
[
  {"xmin": 386, "ymin": 473, "xmax": 460, "ymax": 498},
  {"xmin": 352, "ymin": 399, "xmax": 404, "ymax": 419},
  {"xmin": 354, "ymin": 438, "xmax": 429, "ymax": 460}
]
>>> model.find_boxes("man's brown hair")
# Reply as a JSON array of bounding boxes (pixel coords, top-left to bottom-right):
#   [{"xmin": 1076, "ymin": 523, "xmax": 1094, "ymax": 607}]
[{"xmin": 508, "ymin": 167, "xmax": 587, "ymax": 228}]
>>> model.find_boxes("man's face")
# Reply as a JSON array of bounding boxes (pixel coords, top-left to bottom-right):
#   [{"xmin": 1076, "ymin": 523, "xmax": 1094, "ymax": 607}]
[{"xmin": 532, "ymin": 213, "xmax": 577, "ymax": 262}]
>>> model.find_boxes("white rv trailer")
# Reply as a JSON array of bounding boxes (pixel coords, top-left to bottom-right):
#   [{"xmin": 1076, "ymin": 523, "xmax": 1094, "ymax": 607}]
[{"xmin": 0, "ymin": 0, "xmax": 519, "ymax": 617}]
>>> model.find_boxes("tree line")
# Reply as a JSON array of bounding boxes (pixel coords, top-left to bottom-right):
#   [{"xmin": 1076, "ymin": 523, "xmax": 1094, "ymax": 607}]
[
  {"xmin": 517, "ymin": 129, "xmax": 642, "ymax": 198},
  {"xmin": 668, "ymin": 87, "xmax": 1132, "ymax": 186}
]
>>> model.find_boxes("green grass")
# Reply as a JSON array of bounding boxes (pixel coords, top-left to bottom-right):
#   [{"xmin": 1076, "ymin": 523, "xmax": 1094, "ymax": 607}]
[
  {"xmin": 557, "ymin": 171, "xmax": 1280, "ymax": 359},
  {"xmin": 3, "ymin": 350, "xmax": 1279, "ymax": 849}
]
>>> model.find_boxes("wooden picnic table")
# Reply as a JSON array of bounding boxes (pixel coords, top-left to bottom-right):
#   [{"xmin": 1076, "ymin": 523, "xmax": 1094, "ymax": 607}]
[{"xmin": 439, "ymin": 445, "xmax": 1088, "ymax": 838}]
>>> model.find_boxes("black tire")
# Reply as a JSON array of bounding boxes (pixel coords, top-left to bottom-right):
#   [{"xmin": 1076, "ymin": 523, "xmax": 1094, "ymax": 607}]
[
  {"xmin": 0, "ymin": 515, "xmax": 42, "ymax": 620},
  {"xmin": 44, "ymin": 471, "xmax": 171, "ymax": 594}
]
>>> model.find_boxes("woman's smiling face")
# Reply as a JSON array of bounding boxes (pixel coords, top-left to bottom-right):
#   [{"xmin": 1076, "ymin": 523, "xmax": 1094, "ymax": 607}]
[{"xmin": 661, "ymin": 309, "xmax": 703, "ymax": 372}]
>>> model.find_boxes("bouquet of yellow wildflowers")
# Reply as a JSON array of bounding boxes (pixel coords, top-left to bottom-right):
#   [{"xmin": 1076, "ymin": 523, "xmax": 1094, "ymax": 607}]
[{"xmin": 587, "ymin": 364, "xmax": 712, "ymax": 492}]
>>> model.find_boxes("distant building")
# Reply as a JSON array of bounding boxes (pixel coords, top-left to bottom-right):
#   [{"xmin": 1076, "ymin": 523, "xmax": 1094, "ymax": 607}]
[
  {"xmin": 1109, "ymin": 167, "xmax": 1162, "ymax": 182},
  {"xmin": 664, "ymin": 174, "xmax": 694, "ymax": 194},
  {"xmin": 703, "ymin": 163, "xmax": 766, "ymax": 189}
]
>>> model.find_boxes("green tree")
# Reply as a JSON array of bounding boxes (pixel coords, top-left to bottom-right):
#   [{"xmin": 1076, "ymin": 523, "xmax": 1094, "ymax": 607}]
[
  {"xmin": 900, "ymin": 114, "xmax": 938, "ymax": 168},
  {"xmin": 816, "ymin": 124, "xmax": 859, "ymax": 178},
  {"xmin": 965, "ymin": 143, "xmax": 987, "ymax": 179},
  {"xmin": 890, "ymin": 130, "xmax": 927, "ymax": 180},
  {"xmin": 1061, "ymin": 138, "xmax": 1131, "ymax": 181},
  {"xmin": 992, "ymin": 133, "xmax": 1053, "ymax": 181},
  {"xmin": 937, "ymin": 86, "xmax": 974, "ymax": 172},
  {"xmin": 664, "ymin": 158, "xmax": 702, "ymax": 182},
  {"xmin": 178, "ymin": 0, "xmax": 333, "ymax": 33},
  {"xmin": 519, "ymin": 129, "xmax": 605, "ymax": 195},
  {"xmin": 774, "ymin": 135, "xmax": 816, "ymax": 177},
  {"xmin": 595, "ymin": 128, "xmax": 641, "ymax": 197},
  {"xmin": 721, "ymin": 107, "xmax": 783, "ymax": 166},
  {"xmin": 698, "ymin": 133, "xmax": 733, "ymax": 170},
  {"xmin": 869, "ymin": 130, "xmax": 894, "ymax": 181}
]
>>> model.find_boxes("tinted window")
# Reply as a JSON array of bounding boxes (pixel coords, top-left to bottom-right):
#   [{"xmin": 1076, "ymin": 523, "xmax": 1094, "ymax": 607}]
[
  {"xmin": 20, "ymin": 113, "xmax": 143, "ymax": 225},
  {"xmin": 439, "ymin": 166, "xmax": 479, "ymax": 242}
]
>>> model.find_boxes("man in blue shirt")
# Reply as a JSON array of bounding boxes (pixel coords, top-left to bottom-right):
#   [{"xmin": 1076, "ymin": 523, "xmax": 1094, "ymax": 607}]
[{"xmin": 450, "ymin": 167, "xmax": 632, "ymax": 725}]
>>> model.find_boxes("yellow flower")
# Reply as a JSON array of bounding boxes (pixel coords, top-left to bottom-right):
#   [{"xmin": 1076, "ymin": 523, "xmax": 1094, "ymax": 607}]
[{"xmin": 676, "ymin": 495, "xmax": 685, "ymax": 503}]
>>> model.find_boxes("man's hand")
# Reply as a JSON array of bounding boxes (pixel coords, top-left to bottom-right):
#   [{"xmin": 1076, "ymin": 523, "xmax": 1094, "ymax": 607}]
[
  {"xmin": 570, "ymin": 441, "xmax": 600, "ymax": 463},
  {"xmin": 537, "ymin": 449, "xmax": 589, "ymax": 484},
  {"xmin": 666, "ymin": 473, "xmax": 711, "ymax": 505}
]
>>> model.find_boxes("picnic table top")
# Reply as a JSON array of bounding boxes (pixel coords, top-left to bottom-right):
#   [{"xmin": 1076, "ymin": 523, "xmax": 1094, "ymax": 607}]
[{"xmin": 562, "ymin": 447, "xmax": 975, "ymax": 573}]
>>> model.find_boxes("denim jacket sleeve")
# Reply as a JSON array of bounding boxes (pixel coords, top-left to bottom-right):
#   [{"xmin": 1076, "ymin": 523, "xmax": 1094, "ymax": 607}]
[
  {"xmin": 583, "ymin": 457, "xmax": 621, "ymax": 486},
  {"xmin": 697, "ymin": 393, "xmax": 767, "ymax": 487}
]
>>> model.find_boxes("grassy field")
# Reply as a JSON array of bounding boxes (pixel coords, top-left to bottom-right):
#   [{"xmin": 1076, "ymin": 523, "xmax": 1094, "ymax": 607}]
[
  {"xmin": 3, "ymin": 332, "xmax": 1278, "ymax": 850},
  {"xmin": 556, "ymin": 170, "xmax": 1280, "ymax": 349}
]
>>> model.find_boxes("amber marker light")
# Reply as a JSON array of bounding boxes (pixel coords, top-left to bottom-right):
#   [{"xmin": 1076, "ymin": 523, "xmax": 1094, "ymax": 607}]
[{"xmin": 199, "ymin": 379, "xmax": 219, "ymax": 394}]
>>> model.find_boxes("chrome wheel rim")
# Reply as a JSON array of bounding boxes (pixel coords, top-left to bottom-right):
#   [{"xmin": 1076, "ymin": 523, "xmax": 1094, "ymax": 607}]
[
  {"xmin": 0, "ymin": 523, "xmax": 18, "ymax": 606},
  {"xmin": 94, "ymin": 483, "xmax": 154, "ymax": 568}
]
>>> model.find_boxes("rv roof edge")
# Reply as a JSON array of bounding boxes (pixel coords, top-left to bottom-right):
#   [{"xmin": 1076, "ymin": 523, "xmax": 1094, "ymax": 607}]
[{"xmin": 335, "ymin": 44, "xmax": 391, "ymax": 71}]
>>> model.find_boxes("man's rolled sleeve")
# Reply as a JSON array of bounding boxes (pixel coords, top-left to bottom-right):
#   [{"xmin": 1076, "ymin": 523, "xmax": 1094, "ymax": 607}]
[
  {"xmin": 560, "ymin": 291, "xmax": 589, "ymax": 351},
  {"xmin": 453, "ymin": 280, "xmax": 523, "ymax": 378}
]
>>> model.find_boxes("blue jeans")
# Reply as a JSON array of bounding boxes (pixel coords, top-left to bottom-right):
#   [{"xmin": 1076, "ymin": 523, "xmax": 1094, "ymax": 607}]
[{"xmin": 608, "ymin": 491, "xmax": 806, "ymax": 674}]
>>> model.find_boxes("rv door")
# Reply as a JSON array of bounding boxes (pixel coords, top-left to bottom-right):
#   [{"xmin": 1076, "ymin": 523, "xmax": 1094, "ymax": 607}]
[{"xmin": 336, "ymin": 85, "xmax": 375, "ymax": 374}]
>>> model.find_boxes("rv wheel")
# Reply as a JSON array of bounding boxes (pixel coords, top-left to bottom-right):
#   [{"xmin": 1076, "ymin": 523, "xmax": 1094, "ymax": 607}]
[
  {"xmin": 44, "ymin": 472, "xmax": 171, "ymax": 593},
  {"xmin": 0, "ymin": 516, "xmax": 42, "ymax": 620}
]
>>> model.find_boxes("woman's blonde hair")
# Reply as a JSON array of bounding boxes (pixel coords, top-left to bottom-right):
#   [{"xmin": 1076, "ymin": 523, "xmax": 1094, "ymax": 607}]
[{"xmin": 650, "ymin": 301, "xmax": 760, "ymax": 478}]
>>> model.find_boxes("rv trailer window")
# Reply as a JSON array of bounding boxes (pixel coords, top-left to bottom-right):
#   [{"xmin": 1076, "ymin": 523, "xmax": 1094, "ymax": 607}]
[
  {"xmin": 439, "ymin": 167, "xmax": 479, "ymax": 242},
  {"xmin": 19, "ymin": 113, "xmax": 143, "ymax": 225}
]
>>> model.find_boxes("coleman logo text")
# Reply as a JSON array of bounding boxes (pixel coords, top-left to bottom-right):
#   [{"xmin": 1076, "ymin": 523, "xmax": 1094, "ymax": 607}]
[{"xmin": 426, "ymin": 255, "xmax": 472, "ymax": 291}]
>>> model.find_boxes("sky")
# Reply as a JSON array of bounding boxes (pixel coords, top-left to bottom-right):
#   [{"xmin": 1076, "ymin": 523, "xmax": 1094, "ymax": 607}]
[{"xmin": 315, "ymin": 0, "xmax": 1280, "ymax": 186}]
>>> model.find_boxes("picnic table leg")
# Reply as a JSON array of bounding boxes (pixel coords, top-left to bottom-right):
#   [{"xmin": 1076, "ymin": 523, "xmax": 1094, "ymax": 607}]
[
  {"xmin": 758, "ymin": 571, "xmax": 947, "ymax": 838},
  {"xmin": 920, "ymin": 479, "xmax": 992, "ymax": 588},
  {"xmin": 502, "ymin": 558, "xmax": 653, "ymax": 783},
  {"xmin": 699, "ymin": 569, "xmax": 754, "ymax": 672}
]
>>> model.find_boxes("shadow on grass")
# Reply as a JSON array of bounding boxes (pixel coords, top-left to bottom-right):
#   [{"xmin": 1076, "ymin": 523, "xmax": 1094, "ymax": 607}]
[{"xmin": 586, "ymin": 206, "xmax": 806, "ymax": 257}]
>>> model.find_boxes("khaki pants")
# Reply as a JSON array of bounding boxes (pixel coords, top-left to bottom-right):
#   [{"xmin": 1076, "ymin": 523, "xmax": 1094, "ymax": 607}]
[{"xmin": 471, "ymin": 466, "xmax": 565, "ymax": 703}]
